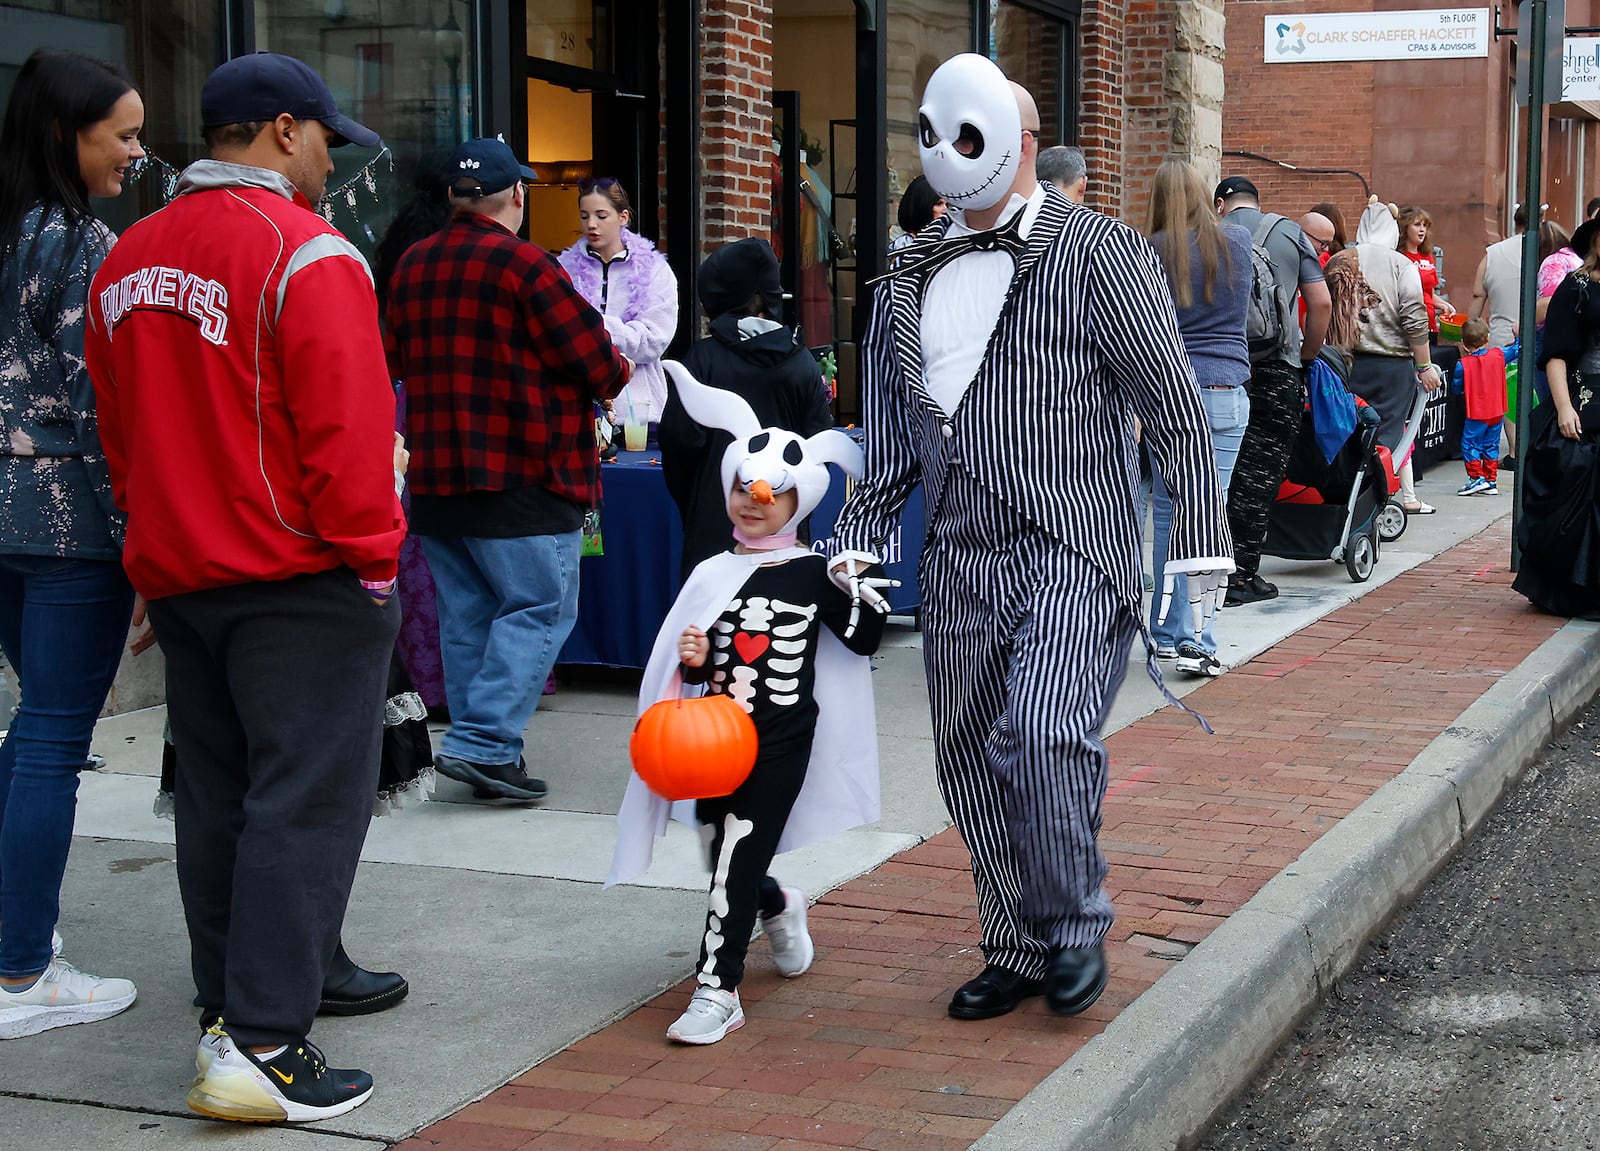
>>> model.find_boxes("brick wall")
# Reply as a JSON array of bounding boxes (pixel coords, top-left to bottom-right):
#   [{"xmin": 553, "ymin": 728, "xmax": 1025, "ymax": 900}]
[
  {"xmin": 1123, "ymin": 0, "xmax": 1174, "ymax": 226},
  {"xmin": 1080, "ymin": 0, "xmax": 1127, "ymax": 219},
  {"xmin": 1221, "ymin": 0, "xmax": 1378, "ymax": 238},
  {"xmin": 700, "ymin": 0, "xmax": 775, "ymax": 254}
]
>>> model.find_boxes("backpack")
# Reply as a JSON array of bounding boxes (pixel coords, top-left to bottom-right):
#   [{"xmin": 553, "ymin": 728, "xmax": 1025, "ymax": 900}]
[{"xmin": 1246, "ymin": 213, "xmax": 1291, "ymax": 363}]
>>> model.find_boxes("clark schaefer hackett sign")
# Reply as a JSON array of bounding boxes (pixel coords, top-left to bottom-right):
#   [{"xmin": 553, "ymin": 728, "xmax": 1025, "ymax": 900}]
[{"xmin": 1265, "ymin": 8, "xmax": 1491, "ymax": 63}]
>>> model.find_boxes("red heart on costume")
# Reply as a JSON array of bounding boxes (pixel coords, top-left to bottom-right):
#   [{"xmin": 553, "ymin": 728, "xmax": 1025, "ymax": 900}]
[{"xmin": 733, "ymin": 633, "xmax": 770, "ymax": 664}]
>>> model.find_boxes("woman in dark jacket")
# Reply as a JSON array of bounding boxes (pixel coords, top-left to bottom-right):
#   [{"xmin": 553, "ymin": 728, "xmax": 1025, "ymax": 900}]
[
  {"xmin": 0, "ymin": 49, "xmax": 143, "ymax": 1038},
  {"xmin": 660, "ymin": 238, "xmax": 833, "ymax": 578},
  {"xmin": 1514, "ymin": 217, "xmax": 1600, "ymax": 617}
]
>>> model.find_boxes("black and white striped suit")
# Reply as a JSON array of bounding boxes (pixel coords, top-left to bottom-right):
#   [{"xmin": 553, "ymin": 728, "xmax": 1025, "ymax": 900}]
[{"xmin": 834, "ymin": 186, "xmax": 1232, "ymax": 976}]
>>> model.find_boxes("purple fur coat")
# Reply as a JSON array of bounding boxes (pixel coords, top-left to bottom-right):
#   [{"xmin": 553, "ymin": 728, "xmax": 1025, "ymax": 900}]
[{"xmin": 559, "ymin": 232, "xmax": 679, "ymax": 422}]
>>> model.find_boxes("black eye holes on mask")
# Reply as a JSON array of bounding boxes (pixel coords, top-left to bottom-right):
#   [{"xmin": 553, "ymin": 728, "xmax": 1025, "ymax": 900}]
[
  {"xmin": 920, "ymin": 115, "xmax": 985, "ymax": 158},
  {"xmin": 744, "ymin": 433, "xmax": 806, "ymax": 468}
]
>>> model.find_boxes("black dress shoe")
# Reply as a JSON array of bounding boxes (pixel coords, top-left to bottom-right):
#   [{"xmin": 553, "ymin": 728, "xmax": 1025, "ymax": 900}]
[
  {"xmin": 1044, "ymin": 944, "xmax": 1107, "ymax": 1016},
  {"xmin": 948, "ymin": 964, "xmax": 1043, "ymax": 1020},
  {"xmin": 319, "ymin": 942, "xmax": 408, "ymax": 1016}
]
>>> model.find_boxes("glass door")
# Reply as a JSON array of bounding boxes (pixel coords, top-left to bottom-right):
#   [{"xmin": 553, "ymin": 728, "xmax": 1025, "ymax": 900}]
[{"xmin": 525, "ymin": 0, "xmax": 655, "ymax": 254}]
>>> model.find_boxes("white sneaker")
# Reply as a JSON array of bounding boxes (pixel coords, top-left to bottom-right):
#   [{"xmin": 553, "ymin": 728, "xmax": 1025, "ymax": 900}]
[
  {"xmin": 666, "ymin": 986, "xmax": 744, "ymax": 1045},
  {"xmin": 0, "ymin": 957, "xmax": 136, "ymax": 1039},
  {"xmin": 763, "ymin": 887, "xmax": 815, "ymax": 978},
  {"xmin": 195, "ymin": 1026, "xmax": 227, "ymax": 1082}
]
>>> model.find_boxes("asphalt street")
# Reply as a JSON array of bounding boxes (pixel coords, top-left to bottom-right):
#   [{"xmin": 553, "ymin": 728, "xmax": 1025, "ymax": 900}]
[{"xmin": 1196, "ymin": 694, "xmax": 1600, "ymax": 1151}]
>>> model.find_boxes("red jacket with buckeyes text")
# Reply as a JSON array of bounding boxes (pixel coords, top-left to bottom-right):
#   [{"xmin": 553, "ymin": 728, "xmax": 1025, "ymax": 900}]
[{"xmin": 85, "ymin": 161, "xmax": 405, "ymax": 600}]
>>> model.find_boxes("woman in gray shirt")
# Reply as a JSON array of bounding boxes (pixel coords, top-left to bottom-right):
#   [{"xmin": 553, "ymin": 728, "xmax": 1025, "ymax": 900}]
[{"xmin": 1146, "ymin": 157, "xmax": 1252, "ymax": 679}]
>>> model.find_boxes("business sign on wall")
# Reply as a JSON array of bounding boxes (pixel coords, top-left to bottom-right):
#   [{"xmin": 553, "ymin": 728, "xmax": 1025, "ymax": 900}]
[
  {"xmin": 1264, "ymin": 9, "xmax": 1491, "ymax": 63},
  {"xmin": 1564, "ymin": 38, "xmax": 1600, "ymax": 101}
]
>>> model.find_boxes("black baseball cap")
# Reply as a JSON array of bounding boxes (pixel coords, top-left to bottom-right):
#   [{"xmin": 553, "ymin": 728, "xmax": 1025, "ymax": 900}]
[
  {"xmin": 201, "ymin": 53, "xmax": 379, "ymax": 149},
  {"xmin": 1214, "ymin": 175, "xmax": 1260, "ymax": 203},
  {"xmin": 450, "ymin": 138, "xmax": 538, "ymax": 197}
]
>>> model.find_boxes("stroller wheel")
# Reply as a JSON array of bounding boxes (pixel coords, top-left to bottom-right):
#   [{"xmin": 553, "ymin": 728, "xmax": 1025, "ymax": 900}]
[
  {"xmin": 1377, "ymin": 500, "xmax": 1407, "ymax": 542},
  {"xmin": 1345, "ymin": 531, "xmax": 1376, "ymax": 583}
]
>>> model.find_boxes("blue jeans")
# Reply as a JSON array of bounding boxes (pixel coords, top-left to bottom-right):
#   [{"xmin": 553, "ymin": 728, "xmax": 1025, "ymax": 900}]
[
  {"xmin": 0, "ymin": 556, "xmax": 133, "ymax": 977},
  {"xmin": 1150, "ymin": 384, "xmax": 1250, "ymax": 655},
  {"xmin": 422, "ymin": 532, "xmax": 581, "ymax": 766}
]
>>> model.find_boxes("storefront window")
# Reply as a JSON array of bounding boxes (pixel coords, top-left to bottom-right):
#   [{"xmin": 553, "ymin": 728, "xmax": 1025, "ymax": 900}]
[
  {"xmin": 256, "ymin": 0, "xmax": 478, "ymax": 259},
  {"xmin": 887, "ymin": 0, "xmax": 971, "ymax": 240},
  {"xmin": 0, "ymin": 0, "xmax": 217, "ymax": 235},
  {"xmin": 991, "ymin": 0, "xmax": 1073, "ymax": 148},
  {"xmin": 772, "ymin": 0, "xmax": 854, "ymax": 348}
]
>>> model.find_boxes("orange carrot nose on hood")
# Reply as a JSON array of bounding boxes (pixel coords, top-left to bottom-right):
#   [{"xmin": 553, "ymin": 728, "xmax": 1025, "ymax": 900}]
[{"xmin": 749, "ymin": 479, "xmax": 776, "ymax": 505}]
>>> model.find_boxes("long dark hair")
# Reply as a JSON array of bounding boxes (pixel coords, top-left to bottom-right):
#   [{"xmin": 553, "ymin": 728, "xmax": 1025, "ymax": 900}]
[
  {"xmin": 0, "ymin": 49, "xmax": 134, "ymax": 259},
  {"xmin": 374, "ymin": 148, "xmax": 456, "ymax": 310}
]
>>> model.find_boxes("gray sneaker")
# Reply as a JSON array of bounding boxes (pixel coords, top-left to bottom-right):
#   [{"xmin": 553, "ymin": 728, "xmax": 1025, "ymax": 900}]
[
  {"xmin": 666, "ymin": 986, "xmax": 744, "ymax": 1045},
  {"xmin": 0, "ymin": 957, "xmax": 136, "ymax": 1040},
  {"xmin": 762, "ymin": 887, "xmax": 815, "ymax": 977}
]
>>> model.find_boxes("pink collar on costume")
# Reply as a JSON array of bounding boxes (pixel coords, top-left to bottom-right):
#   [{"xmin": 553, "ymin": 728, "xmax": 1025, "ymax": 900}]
[{"xmin": 733, "ymin": 529, "xmax": 799, "ymax": 551}]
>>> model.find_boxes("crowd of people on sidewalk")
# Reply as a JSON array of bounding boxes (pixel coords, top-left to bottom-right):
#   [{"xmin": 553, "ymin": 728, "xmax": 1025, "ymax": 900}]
[{"xmin": 5, "ymin": 39, "xmax": 1599, "ymax": 1134}]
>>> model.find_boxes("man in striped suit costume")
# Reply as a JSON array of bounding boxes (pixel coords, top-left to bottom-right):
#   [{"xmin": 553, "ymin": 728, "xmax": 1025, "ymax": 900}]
[{"xmin": 831, "ymin": 55, "xmax": 1234, "ymax": 1020}]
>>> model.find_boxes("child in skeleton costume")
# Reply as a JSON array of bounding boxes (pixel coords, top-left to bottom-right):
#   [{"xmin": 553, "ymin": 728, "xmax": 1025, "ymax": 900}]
[
  {"xmin": 830, "ymin": 55, "xmax": 1233, "ymax": 1023},
  {"xmin": 608, "ymin": 362, "xmax": 887, "ymax": 1046}
]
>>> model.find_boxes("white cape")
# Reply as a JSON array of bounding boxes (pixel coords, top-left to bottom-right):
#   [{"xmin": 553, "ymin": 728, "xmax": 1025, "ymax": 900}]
[{"xmin": 606, "ymin": 548, "xmax": 880, "ymax": 887}]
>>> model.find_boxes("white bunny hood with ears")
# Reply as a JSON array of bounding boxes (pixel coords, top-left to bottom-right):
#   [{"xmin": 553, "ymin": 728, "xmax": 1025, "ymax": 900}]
[
  {"xmin": 662, "ymin": 360, "xmax": 861, "ymax": 535},
  {"xmin": 1356, "ymin": 198, "xmax": 1399, "ymax": 249}
]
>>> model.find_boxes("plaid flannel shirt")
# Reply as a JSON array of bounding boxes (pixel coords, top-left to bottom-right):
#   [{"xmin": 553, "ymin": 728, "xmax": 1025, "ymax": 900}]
[{"xmin": 385, "ymin": 212, "xmax": 629, "ymax": 505}]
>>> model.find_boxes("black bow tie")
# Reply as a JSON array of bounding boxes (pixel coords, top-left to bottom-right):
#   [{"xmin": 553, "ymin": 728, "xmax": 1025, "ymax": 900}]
[{"xmin": 871, "ymin": 209, "xmax": 1028, "ymax": 287}]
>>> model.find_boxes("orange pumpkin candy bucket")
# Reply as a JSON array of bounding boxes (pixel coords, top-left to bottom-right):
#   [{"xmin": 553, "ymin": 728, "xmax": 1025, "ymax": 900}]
[{"xmin": 629, "ymin": 694, "xmax": 759, "ymax": 801}]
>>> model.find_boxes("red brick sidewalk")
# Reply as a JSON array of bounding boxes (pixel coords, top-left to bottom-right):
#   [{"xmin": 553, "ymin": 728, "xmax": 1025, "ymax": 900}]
[{"xmin": 397, "ymin": 521, "xmax": 1558, "ymax": 1151}]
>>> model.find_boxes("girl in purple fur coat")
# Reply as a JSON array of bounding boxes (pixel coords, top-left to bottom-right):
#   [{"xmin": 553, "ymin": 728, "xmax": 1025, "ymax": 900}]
[{"xmin": 558, "ymin": 178, "xmax": 680, "ymax": 425}]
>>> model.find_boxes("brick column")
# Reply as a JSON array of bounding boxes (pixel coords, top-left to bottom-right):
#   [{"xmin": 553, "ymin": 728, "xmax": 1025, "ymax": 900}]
[
  {"xmin": 700, "ymin": 0, "xmax": 774, "ymax": 255},
  {"xmin": 1079, "ymin": 0, "xmax": 1126, "ymax": 219}
]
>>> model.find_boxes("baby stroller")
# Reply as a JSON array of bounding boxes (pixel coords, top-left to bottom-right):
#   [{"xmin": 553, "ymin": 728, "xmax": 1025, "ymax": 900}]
[{"xmin": 1260, "ymin": 351, "xmax": 1426, "ymax": 583}]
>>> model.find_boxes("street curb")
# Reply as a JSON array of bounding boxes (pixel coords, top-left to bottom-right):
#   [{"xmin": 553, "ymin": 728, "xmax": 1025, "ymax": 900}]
[{"xmin": 973, "ymin": 617, "xmax": 1600, "ymax": 1151}]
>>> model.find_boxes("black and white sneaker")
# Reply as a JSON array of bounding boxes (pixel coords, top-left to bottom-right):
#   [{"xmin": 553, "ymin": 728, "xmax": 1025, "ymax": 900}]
[
  {"xmin": 1174, "ymin": 642, "xmax": 1223, "ymax": 678},
  {"xmin": 186, "ymin": 1023, "xmax": 373, "ymax": 1123}
]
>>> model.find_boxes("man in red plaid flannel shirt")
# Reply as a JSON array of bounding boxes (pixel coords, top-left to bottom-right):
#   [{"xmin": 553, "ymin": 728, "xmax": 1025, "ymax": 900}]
[{"xmin": 385, "ymin": 137, "xmax": 632, "ymax": 802}]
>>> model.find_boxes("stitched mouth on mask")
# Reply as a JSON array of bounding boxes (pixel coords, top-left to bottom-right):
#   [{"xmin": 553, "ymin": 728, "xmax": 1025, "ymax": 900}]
[{"xmin": 942, "ymin": 149, "xmax": 1013, "ymax": 202}]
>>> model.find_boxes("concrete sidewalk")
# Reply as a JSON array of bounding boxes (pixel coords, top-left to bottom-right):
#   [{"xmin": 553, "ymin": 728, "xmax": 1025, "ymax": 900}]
[{"xmin": 0, "ymin": 471, "xmax": 1574, "ymax": 1151}]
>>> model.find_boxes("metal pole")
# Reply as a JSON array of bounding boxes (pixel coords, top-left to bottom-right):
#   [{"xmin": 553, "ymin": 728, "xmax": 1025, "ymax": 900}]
[{"xmin": 1513, "ymin": 0, "xmax": 1549, "ymax": 572}]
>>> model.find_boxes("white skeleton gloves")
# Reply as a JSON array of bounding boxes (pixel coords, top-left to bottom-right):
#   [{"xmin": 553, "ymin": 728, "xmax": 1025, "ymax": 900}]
[
  {"xmin": 826, "ymin": 550, "xmax": 901, "ymax": 639},
  {"xmin": 1157, "ymin": 555, "xmax": 1236, "ymax": 635}
]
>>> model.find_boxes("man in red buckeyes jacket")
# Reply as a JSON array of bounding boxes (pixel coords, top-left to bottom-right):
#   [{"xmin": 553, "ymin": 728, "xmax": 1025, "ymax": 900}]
[{"xmin": 85, "ymin": 53, "xmax": 404, "ymax": 1124}]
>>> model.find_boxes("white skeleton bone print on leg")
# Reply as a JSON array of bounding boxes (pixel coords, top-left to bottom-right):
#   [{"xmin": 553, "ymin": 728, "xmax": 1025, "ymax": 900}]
[{"xmin": 698, "ymin": 813, "xmax": 755, "ymax": 988}]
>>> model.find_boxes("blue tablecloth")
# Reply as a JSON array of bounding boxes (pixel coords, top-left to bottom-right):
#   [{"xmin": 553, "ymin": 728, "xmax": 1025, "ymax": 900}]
[{"xmin": 559, "ymin": 449, "xmax": 924, "ymax": 669}]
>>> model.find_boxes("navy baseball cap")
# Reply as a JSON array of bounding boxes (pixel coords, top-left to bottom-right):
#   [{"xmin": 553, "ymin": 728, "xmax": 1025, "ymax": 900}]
[
  {"xmin": 201, "ymin": 53, "xmax": 379, "ymax": 149},
  {"xmin": 450, "ymin": 138, "xmax": 538, "ymax": 197}
]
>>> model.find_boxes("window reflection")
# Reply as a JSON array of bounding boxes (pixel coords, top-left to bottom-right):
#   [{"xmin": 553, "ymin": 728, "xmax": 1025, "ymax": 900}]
[
  {"xmin": 255, "ymin": 0, "xmax": 478, "ymax": 259},
  {"xmin": 0, "ymin": 0, "xmax": 216, "ymax": 235}
]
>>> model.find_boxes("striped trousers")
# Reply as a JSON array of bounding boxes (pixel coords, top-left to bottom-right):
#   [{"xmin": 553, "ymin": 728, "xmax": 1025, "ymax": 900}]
[{"xmin": 921, "ymin": 468, "xmax": 1136, "ymax": 978}]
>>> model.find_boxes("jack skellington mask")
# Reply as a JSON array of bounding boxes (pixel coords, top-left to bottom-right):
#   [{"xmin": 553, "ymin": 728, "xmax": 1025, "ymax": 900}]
[{"xmin": 918, "ymin": 53, "xmax": 1022, "ymax": 213}]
